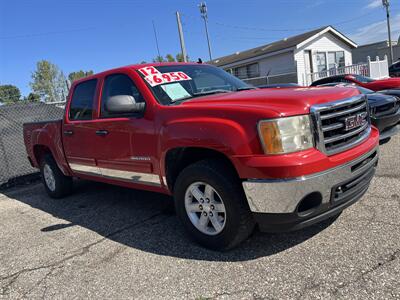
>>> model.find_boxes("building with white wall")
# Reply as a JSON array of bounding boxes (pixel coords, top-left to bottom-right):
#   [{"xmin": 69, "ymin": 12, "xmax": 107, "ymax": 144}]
[{"xmin": 210, "ymin": 26, "xmax": 357, "ymax": 86}]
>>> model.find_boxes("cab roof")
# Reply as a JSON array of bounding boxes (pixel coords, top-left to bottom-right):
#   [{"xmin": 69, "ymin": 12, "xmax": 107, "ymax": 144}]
[{"xmin": 71, "ymin": 62, "xmax": 203, "ymax": 85}]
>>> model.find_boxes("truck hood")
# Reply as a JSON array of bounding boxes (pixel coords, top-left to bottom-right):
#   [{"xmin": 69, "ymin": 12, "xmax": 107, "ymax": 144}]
[{"xmin": 181, "ymin": 87, "xmax": 360, "ymax": 117}]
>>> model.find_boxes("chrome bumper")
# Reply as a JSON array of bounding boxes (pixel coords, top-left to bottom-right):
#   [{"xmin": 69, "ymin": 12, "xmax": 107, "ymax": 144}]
[{"xmin": 242, "ymin": 146, "xmax": 378, "ymax": 214}]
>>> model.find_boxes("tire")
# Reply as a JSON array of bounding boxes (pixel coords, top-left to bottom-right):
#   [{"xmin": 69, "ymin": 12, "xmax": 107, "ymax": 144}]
[
  {"xmin": 174, "ymin": 159, "xmax": 255, "ymax": 250},
  {"xmin": 40, "ymin": 154, "xmax": 73, "ymax": 198}
]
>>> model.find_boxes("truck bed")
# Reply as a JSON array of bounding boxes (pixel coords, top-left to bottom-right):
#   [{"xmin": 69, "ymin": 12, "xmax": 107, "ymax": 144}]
[{"xmin": 23, "ymin": 120, "xmax": 68, "ymax": 172}]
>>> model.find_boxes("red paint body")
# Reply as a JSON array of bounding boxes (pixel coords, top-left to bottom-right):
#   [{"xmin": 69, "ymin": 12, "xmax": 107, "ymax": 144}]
[
  {"xmin": 23, "ymin": 63, "xmax": 379, "ymax": 195},
  {"xmin": 341, "ymin": 75, "xmax": 400, "ymax": 91}
]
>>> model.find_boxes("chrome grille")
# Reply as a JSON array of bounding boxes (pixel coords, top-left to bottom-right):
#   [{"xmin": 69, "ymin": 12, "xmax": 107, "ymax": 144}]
[{"xmin": 311, "ymin": 95, "xmax": 371, "ymax": 155}]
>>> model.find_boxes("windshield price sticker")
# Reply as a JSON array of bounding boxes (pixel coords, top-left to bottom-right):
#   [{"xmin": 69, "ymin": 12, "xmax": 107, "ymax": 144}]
[
  {"xmin": 143, "ymin": 71, "xmax": 192, "ymax": 87},
  {"xmin": 138, "ymin": 66, "xmax": 161, "ymax": 76}
]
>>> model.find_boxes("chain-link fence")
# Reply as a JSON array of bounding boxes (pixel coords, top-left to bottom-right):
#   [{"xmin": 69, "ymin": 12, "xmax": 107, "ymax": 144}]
[{"xmin": 0, "ymin": 102, "xmax": 65, "ymax": 185}]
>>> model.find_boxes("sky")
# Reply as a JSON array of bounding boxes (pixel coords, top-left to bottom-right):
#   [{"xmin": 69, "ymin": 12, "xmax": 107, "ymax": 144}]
[{"xmin": 1, "ymin": 0, "xmax": 400, "ymax": 96}]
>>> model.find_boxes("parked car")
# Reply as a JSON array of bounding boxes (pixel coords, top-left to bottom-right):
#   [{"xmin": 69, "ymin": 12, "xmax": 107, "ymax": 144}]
[
  {"xmin": 377, "ymin": 88, "xmax": 400, "ymax": 98},
  {"xmin": 310, "ymin": 74, "xmax": 400, "ymax": 91},
  {"xmin": 316, "ymin": 83, "xmax": 400, "ymax": 144},
  {"xmin": 389, "ymin": 61, "xmax": 400, "ymax": 77},
  {"xmin": 23, "ymin": 63, "xmax": 379, "ymax": 250},
  {"xmin": 258, "ymin": 83, "xmax": 301, "ymax": 89}
]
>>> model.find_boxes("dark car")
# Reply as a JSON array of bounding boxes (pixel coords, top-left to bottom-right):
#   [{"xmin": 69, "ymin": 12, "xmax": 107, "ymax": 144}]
[
  {"xmin": 258, "ymin": 83, "xmax": 301, "ymax": 89},
  {"xmin": 379, "ymin": 88, "xmax": 400, "ymax": 98},
  {"xmin": 310, "ymin": 74, "xmax": 400, "ymax": 91},
  {"xmin": 318, "ymin": 83, "xmax": 400, "ymax": 144},
  {"xmin": 389, "ymin": 61, "xmax": 400, "ymax": 77}
]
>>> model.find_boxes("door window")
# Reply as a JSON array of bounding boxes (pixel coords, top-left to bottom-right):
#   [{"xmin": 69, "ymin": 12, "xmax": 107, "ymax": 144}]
[
  {"xmin": 69, "ymin": 79, "xmax": 97, "ymax": 121},
  {"xmin": 101, "ymin": 74, "xmax": 144, "ymax": 118}
]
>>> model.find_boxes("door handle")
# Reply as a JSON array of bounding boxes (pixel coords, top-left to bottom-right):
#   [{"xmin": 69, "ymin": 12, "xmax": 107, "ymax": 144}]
[
  {"xmin": 96, "ymin": 130, "xmax": 109, "ymax": 136},
  {"xmin": 63, "ymin": 130, "xmax": 74, "ymax": 136}
]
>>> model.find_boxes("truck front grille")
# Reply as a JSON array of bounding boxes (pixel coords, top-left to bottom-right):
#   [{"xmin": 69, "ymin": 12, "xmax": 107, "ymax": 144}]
[{"xmin": 311, "ymin": 95, "xmax": 371, "ymax": 155}]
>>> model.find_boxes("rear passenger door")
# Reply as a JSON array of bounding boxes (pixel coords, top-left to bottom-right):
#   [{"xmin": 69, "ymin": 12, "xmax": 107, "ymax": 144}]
[{"xmin": 63, "ymin": 79, "xmax": 101, "ymax": 176}]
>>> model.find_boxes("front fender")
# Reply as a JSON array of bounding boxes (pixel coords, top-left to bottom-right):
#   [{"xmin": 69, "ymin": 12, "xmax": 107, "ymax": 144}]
[{"xmin": 158, "ymin": 116, "xmax": 261, "ymax": 178}]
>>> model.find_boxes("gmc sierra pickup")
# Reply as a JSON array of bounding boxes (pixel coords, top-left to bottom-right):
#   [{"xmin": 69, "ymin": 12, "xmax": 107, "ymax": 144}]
[{"xmin": 23, "ymin": 63, "xmax": 379, "ymax": 250}]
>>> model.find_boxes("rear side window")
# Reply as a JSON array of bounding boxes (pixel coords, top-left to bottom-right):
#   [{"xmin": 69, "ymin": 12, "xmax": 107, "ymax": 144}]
[
  {"xmin": 69, "ymin": 79, "xmax": 97, "ymax": 121},
  {"xmin": 101, "ymin": 74, "xmax": 144, "ymax": 118}
]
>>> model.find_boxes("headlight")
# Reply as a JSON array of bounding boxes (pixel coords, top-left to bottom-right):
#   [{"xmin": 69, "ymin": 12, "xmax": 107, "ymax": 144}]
[{"xmin": 258, "ymin": 115, "xmax": 314, "ymax": 154}]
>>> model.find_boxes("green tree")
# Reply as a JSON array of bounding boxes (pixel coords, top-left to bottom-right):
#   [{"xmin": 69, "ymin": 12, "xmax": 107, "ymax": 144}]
[
  {"xmin": 153, "ymin": 55, "xmax": 165, "ymax": 63},
  {"xmin": 30, "ymin": 60, "xmax": 68, "ymax": 103},
  {"xmin": 0, "ymin": 84, "xmax": 21, "ymax": 104},
  {"xmin": 25, "ymin": 92, "xmax": 41, "ymax": 102},
  {"xmin": 68, "ymin": 70, "xmax": 94, "ymax": 83},
  {"xmin": 176, "ymin": 53, "xmax": 189, "ymax": 62},
  {"xmin": 165, "ymin": 54, "xmax": 176, "ymax": 62}
]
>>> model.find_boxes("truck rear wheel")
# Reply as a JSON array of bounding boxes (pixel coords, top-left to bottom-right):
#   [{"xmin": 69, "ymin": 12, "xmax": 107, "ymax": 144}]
[
  {"xmin": 174, "ymin": 159, "xmax": 255, "ymax": 250},
  {"xmin": 40, "ymin": 154, "xmax": 73, "ymax": 198}
]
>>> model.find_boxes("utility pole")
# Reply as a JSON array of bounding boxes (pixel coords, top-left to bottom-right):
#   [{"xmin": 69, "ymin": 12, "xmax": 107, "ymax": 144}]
[
  {"xmin": 199, "ymin": 2, "xmax": 212, "ymax": 61},
  {"xmin": 382, "ymin": 0, "xmax": 394, "ymax": 65},
  {"xmin": 176, "ymin": 12, "xmax": 188, "ymax": 62},
  {"xmin": 152, "ymin": 20, "xmax": 162, "ymax": 60}
]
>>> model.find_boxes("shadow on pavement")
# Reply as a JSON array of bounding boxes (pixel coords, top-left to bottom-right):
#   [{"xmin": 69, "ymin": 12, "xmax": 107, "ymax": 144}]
[{"xmin": 2, "ymin": 180, "xmax": 337, "ymax": 262}]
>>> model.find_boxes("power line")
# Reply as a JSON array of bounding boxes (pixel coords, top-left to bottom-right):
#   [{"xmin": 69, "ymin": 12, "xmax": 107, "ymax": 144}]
[
  {"xmin": 213, "ymin": 9, "xmax": 400, "ymax": 33},
  {"xmin": 0, "ymin": 27, "xmax": 96, "ymax": 40}
]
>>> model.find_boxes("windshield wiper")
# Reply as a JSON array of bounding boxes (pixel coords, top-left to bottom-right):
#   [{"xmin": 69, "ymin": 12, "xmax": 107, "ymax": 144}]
[
  {"xmin": 192, "ymin": 89, "xmax": 232, "ymax": 96},
  {"xmin": 170, "ymin": 89, "xmax": 232, "ymax": 105},
  {"xmin": 236, "ymin": 87, "xmax": 257, "ymax": 91}
]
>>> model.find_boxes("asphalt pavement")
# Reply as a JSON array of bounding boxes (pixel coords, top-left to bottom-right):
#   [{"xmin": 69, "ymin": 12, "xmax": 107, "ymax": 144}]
[{"xmin": 0, "ymin": 135, "xmax": 399, "ymax": 299}]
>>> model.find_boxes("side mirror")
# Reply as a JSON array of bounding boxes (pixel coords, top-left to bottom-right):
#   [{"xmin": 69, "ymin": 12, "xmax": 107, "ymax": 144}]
[{"xmin": 105, "ymin": 95, "xmax": 145, "ymax": 114}]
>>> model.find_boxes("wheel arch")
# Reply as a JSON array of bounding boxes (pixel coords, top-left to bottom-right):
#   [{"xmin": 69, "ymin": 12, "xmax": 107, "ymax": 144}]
[
  {"xmin": 163, "ymin": 147, "xmax": 239, "ymax": 192},
  {"xmin": 33, "ymin": 144, "xmax": 53, "ymax": 166}
]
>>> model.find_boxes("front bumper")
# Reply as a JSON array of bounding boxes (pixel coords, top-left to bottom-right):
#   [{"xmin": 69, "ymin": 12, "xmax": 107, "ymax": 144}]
[
  {"xmin": 371, "ymin": 108, "xmax": 400, "ymax": 140},
  {"xmin": 379, "ymin": 124, "xmax": 400, "ymax": 143},
  {"xmin": 242, "ymin": 146, "xmax": 378, "ymax": 232}
]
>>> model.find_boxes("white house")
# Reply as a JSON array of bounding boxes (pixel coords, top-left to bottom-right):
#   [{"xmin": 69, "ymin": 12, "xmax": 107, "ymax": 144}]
[{"xmin": 210, "ymin": 26, "xmax": 357, "ymax": 86}]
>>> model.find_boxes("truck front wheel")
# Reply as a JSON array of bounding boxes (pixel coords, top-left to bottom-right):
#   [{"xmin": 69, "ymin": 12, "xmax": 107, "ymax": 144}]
[
  {"xmin": 40, "ymin": 154, "xmax": 73, "ymax": 198},
  {"xmin": 174, "ymin": 159, "xmax": 255, "ymax": 250}
]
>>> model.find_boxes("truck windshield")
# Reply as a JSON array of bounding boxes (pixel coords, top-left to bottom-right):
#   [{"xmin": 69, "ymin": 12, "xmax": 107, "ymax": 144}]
[{"xmin": 136, "ymin": 64, "xmax": 254, "ymax": 105}]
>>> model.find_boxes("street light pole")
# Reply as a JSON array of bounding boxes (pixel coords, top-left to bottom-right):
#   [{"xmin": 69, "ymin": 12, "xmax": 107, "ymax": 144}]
[
  {"xmin": 199, "ymin": 2, "xmax": 213, "ymax": 61},
  {"xmin": 152, "ymin": 20, "xmax": 162, "ymax": 60},
  {"xmin": 176, "ymin": 11, "xmax": 188, "ymax": 63},
  {"xmin": 382, "ymin": 0, "xmax": 394, "ymax": 65}
]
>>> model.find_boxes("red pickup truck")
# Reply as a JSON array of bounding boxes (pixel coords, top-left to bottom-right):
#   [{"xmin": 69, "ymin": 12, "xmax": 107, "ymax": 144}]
[{"xmin": 23, "ymin": 63, "xmax": 379, "ymax": 250}]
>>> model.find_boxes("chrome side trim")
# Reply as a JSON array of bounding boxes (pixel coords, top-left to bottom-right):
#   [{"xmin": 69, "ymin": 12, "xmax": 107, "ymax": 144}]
[
  {"xmin": 69, "ymin": 163, "xmax": 101, "ymax": 175},
  {"xmin": 99, "ymin": 167, "xmax": 161, "ymax": 186},
  {"xmin": 242, "ymin": 146, "xmax": 378, "ymax": 214},
  {"xmin": 69, "ymin": 163, "xmax": 161, "ymax": 187}
]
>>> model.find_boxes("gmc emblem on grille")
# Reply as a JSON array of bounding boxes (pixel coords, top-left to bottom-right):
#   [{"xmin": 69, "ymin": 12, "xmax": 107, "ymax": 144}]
[{"xmin": 344, "ymin": 112, "xmax": 367, "ymax": 131}]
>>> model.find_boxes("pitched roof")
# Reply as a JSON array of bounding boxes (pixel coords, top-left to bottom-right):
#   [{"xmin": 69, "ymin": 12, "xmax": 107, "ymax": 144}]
[{"xmin": 210, "ymin": 26, "xmax": 357, "ymax": 67}]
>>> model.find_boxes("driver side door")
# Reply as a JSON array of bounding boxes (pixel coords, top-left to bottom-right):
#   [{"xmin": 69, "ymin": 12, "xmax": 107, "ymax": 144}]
[{"xmin": 90, "ymin": 72, "xmax": 161, "ymax": 187}]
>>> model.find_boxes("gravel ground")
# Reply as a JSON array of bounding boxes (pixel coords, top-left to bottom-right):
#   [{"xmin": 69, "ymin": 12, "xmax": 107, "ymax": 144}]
[{"xmin": 0, "ymin": 135, "xmax": 399, "ymax": 300}]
